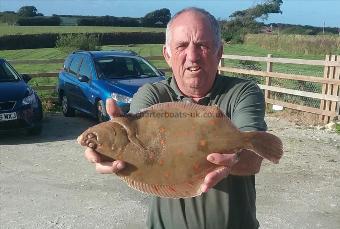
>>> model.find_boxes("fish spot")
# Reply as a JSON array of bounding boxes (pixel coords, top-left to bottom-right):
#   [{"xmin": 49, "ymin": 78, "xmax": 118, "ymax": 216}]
[
  {"xmin": 159, "ymin": 159, "xmax": 164, "ymax": 166},
  {"xmin": 199, "ymin": 139, "xmax": 207, "ymax": 147},
  {"xmin": 175, "ymin": 150, "xmax": 183, "ymax": 156},
  {"xmin": 193, "ymin": 163, "xmax": 200, "ymax": 172},
  {"xmin": 164, "ymin": 171, "xmax": 170, "ymax": 178}
]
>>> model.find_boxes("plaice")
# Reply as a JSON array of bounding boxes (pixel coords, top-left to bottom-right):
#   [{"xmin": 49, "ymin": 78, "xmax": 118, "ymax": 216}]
[{"xmin": 78, "ymin": 102, "xmax": 283, "ymax": 198}]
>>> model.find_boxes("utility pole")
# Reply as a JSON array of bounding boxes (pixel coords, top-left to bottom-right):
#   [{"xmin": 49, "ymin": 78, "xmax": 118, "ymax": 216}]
[{"xmin": 323, "ymin": 21, "xmax": 325, "ymax": 35}]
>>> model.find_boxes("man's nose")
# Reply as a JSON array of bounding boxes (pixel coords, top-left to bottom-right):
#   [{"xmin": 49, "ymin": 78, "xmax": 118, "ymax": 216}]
[{"xmin": 186, "ymin": 43, "xmax": 200, "ymax": 63}]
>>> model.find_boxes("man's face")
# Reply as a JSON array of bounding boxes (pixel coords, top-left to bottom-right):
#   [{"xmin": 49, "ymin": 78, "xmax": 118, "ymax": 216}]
[{"xmin": 163, "ymin": 11, "xmax": 222, "ymax": 99}]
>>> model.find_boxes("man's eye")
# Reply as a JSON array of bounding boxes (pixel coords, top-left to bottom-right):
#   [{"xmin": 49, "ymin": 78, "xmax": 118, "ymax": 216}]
[
  {"xmin": 199, "ymin": 44, "xmax": 208, "ymax": 50},
  {"xmin": 176, "ymin": 45, "xmax": 186, "ymax": 51}
]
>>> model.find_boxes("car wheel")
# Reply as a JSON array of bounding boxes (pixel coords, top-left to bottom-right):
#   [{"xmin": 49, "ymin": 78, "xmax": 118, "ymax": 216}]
[
  {"xmin": 62, "ymin": 95, "xmax": 75, "ymax": 117},
  {"xmin": 27, "ymin": 123, "xmax": 42, "ymax": 135},
  {"xmin": 96, "ymin": 100, "xmax": 107, "ymax": 123}
]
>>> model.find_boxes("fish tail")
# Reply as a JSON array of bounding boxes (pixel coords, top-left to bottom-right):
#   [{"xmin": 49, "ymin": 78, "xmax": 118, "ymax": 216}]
[{"xmin": 243, "ymin": 131, "xmax": 283, "ymax": 164}]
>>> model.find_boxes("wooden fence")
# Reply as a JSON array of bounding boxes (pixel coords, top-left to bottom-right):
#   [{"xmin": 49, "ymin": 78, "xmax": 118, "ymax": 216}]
[
  {"xmin": 8, "ymin": 54, "xmax": 340, "ymax": 124},
  {"xmin": 218, "ymin": 54, "xmax": 340, "ymax": 123}
]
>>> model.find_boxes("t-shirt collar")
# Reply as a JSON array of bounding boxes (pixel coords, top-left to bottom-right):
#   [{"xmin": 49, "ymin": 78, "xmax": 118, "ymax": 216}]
[{"xmin": 170, "ymin": 76, "xmax": 218, "ymax": 104}]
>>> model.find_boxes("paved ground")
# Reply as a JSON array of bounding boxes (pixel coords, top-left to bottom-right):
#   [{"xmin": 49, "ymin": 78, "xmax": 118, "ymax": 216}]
[{"xmin": 0, "ymin": 113, "xmax": 339, "ymax": 229}]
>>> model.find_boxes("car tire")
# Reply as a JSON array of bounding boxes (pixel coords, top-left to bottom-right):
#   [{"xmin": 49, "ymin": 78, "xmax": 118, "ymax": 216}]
[
  {"xmin": 96, "ymin": 100, "xmax": 108, "ymax": 123},
  {"xmin": 62, "ymin": 95, "xmax": 75, "ymax": 117},
  {"xmin": 27, "ymin": 123, "xmax": 42, "ymax": 135}
]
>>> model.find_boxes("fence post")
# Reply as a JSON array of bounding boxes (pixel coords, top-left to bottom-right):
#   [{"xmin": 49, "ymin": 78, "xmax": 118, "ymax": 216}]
[
  {"xmin": 218, "ymin": 56, "xmax": 225, "ymax": 75},
  {"xmin": 319, "ymin": 55, "xmax": 339, "ymax": 123},
  {"xmin": 334, "ymin": 56, "xmax": 340, "ymax": 120},
  {"xmin": 265, "ymin": 54, "xmax": 273, "ymax": 107}
]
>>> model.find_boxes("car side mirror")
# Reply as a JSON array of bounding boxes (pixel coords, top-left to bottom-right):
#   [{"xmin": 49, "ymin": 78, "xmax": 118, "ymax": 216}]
[
  {"xmin": 21, "ymin": 74, "xmax": 31, "ymax": 82},
  {"xmin": 78, "ymin": 75, "xmax": 89, "ymax": 82}
]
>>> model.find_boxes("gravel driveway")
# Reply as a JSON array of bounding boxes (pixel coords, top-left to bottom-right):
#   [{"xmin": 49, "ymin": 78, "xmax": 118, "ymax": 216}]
[{"xmin": 0, "ymin": 113, "xmax": 339, "ymax": 229}]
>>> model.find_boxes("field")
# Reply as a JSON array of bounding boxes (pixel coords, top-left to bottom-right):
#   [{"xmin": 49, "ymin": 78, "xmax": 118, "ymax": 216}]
[
  {"xmin": 0, "ymin": 40, "xmax": 333, "ymax": 114},
  {"xmin": 0, "ymin": 43, "xmax": 328, "ymax": 108},
  {"xmin": 0, "ymin": 25, "xmax": 164, "ymax": 36}
]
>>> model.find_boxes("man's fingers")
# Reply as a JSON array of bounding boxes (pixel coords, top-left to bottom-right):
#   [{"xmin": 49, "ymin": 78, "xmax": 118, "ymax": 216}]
[
  {"xmin": 95, "ymin": 160, "xmax": 126, "ymax": 174},
  {"xmin": 106, "ymin": 98, "xmax": 123, "ymax": 118},
  {"xmin": 84, "ymin": 147, "xmax": 101, "ymax": 163},
  {"xmin": 201, "ymin": 167, "xmax": 230, "ymax": 193},
  {"xmin": 201, "ymin": 152, "xmax": 241, "ymax": 193},
  {"xmin": 207, "ymin": 152, "xmax": 240, "ymax": 167}
]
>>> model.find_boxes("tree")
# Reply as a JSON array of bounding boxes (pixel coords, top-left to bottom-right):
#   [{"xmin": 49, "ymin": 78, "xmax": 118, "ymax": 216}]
[
  {"xmin": 221, "ymin": 0, "xmax": 283, "ymax": 42},
  {"xmin": 17, "ymin": 6, "xmax": 42, "ymax": 17},
  {"xmin": 142, "ymin": 8, "xmax": 171, "ymax": 27}
]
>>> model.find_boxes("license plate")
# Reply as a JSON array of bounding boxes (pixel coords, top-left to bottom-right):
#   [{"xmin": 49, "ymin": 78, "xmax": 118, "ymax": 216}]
[{"xmin": 0, "ymin": 112, "xmax": 17, "ymax": 121}]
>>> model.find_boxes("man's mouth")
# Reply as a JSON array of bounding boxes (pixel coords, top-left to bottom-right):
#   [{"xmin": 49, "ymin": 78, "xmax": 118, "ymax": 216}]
[{"xmin": 187, "ymin": 66, "xmax": 201, "ymax": 72}]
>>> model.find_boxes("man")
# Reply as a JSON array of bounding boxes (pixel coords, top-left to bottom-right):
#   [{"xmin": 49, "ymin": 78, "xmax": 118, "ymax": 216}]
[{"xmin": 85, "ymin": 7, "xmax": 267, "ymax": 229}]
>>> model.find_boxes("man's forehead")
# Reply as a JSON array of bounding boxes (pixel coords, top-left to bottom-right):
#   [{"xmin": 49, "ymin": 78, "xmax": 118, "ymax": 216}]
[{"xmin": 170, "ymin": 26, "xmax": 213, "ymax": 44}]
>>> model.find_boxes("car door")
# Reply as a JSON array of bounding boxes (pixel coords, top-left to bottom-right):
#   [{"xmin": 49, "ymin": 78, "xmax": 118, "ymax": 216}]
[
  {"xmin": 77, "ymin": 56, "xmax": 95, "ymax": 113},
  {"xmin": 63, "ymin": 55, "xmax": 83, "ymax": 109}
]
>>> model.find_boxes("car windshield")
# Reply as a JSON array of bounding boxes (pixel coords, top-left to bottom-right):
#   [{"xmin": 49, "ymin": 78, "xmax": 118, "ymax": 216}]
[
  {"xmin": 94, "ymin": 56, "xmax": 160, "ymax": 79},
  {"xmin": 0, "ymin": 61, "xmax": 21, "ymax": 82}
]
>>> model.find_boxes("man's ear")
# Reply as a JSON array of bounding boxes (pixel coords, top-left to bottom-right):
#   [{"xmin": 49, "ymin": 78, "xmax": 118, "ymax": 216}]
[{"xmin": 162, "ymin": 45, "xmax": 172, "ymax": 67}]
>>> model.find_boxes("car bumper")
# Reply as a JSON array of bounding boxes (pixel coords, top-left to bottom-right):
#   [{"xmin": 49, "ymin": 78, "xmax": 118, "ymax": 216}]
[{"xmin": 0, "ymin": 105, "xmax": 42, "ymax": 131}]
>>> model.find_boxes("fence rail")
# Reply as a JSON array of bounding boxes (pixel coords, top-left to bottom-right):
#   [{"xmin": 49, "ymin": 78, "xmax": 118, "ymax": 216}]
[
  {"xmin": 219, "ymin": 54, "xmax": 340, "ymax": 123},
  {"xmin": 8, "ymin": 54, "xmax": 340, "ymax": 123}
]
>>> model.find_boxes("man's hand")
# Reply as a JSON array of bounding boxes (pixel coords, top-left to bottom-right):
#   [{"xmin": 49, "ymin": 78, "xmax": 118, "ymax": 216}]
[
  {"xmin": 84, "ymin": 98, "xmax": 126, "ymax": 174},
  {"xmin": 200, "ymin": 150, "xmax": 264, "ymax": 193},
  {"xmin": 200, "ymin": 152, "xmax": 240, "ymax": 193}
]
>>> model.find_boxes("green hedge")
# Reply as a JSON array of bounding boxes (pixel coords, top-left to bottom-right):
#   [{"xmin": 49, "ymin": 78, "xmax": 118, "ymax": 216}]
[
  {"xmin": 0, "ymin": 32, "xmax": 165, "ymax": 50},
  {"xmin": 16, "ymin": 16, "xmax": 61, "ymax": 26}
]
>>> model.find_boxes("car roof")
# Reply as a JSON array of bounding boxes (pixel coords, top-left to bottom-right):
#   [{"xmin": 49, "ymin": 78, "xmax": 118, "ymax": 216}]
[{"xmin": 72, "ymin": 50, "xmax": 138, "ymax": 59}]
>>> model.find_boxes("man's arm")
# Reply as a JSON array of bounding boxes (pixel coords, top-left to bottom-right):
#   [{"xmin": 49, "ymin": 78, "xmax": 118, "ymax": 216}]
[{"xmin": 201, "ymin": 81, "xmax": 266, "ymax": 192}]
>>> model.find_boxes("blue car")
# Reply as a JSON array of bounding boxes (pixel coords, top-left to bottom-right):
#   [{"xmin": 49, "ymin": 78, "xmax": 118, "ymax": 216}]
[
  {"xmin": 0, "ymin": 58, "xmax": 43, "ymax": 135},
  {"xmin": 57, "ymin": 50, "xmax": 165, "ymax": 122}
]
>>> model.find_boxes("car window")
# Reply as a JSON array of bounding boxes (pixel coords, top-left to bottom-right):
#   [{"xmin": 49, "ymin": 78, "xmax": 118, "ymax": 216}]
[
  {"xmin": 0, "ymin": 62, "xmax": 20, "ymax": 82},
  {"xmin": 63, "ymin": 55, "xmax": 74, "ymax": 71},
  {"xmin": 69, "ymin": 55, "xmax": 83, "ymax": 76},
  {"xmin": 133, "ymin": 58, "xmax": 159, "ymax": 77},
  {"xmin": 78, "ymin": 57, "xmax": 92, "ymax": 79},
  {"xmin": 94, "ymin": 56, "xmax": 159, "ymax": 79}
]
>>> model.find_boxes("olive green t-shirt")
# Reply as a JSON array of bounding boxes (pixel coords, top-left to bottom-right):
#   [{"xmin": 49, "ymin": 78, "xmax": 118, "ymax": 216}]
[{"xmin": 129, "ymin": 75, "xmax": 267, "ymax": 229}]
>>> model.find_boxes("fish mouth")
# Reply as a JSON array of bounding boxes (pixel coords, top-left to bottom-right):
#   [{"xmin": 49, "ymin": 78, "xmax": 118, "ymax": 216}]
[{"xmin": 78, "ymin": 132, "xmax": 99, "ymax": 149}]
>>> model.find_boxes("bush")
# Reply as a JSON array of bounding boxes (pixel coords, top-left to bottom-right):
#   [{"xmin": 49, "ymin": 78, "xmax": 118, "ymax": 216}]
[
  {"xmin": 56, "ymin": 34, "xmax": 100, "ymax": 53},
  {"xmin": 16, "ymin": 16, "xmax": 61, "ymax": 26},
  {"xmin": 77, "ymin": 16, "xmax": 140, "ymax": 27},
  {"xmin": 0, "ymin": 33, "xmax": 59, "ymax": 49},
  {"xmin": 0, "ymin": 32, "xmax": 165, "ymax": 50}
]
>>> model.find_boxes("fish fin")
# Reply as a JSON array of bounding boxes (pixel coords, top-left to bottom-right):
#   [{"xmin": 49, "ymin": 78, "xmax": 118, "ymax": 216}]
[
  {"xmin": 120, "ymin": 175, "xmax": 204, "ymax": 198},
  {"xmin": 243, "ymin": 131, "xmax": 283, "ymax": 164}
]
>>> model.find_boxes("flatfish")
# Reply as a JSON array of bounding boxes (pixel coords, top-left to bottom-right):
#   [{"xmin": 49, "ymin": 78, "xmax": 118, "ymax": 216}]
[{"xmin": 78, "ymin": 102, "xmax": 283, "ymax": 198}]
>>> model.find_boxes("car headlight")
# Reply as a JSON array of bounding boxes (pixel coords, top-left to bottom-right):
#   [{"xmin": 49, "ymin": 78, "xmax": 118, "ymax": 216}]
[
  {"xmin": 111, "ymin": 93, "xmax": 132, "ymax": 104},
  {"xmin": 22, "ymin": 88, "xmax": 38, "ymax": 108}
]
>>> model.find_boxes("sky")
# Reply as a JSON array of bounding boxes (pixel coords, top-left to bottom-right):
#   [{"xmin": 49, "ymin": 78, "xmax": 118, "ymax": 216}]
[{"xmin": 0, "ymin": 0, "xmax": 339, "ymax": 28}]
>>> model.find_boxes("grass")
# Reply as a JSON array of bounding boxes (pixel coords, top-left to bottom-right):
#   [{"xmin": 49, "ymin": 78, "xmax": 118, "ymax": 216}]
[
  {"xmin": 245, "ymin": 34, "xmax": 340, "ymax": 56},
  {"xmin": 0, "ymin": 25, "xmax": 164, "ymax": 36}
]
